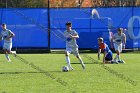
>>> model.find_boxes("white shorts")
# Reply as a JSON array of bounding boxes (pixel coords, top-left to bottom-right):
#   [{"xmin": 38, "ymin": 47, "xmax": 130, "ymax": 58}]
[
  {"xmin": 3, "ymin": 43, "xmax": 12, "ymax": 51},
  {"xmin": 66, "ymin": 47, "xmax": 79, "ymax": 56},
  {"xmin": 114, "ymin": 43, "xmax": 122, "ymax": 52}
]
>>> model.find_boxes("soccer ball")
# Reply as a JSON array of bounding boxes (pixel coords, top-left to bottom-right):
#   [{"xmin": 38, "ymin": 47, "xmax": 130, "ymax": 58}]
[{"xmin": 62, "ymin": 66, "xmax": 69, "ymax": 72}]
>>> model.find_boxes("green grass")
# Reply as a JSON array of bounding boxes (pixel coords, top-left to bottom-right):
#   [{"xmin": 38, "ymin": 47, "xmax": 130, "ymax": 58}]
[{"xmin": 0, "ymin": 53, "xmax": 139, "ymax": 93}]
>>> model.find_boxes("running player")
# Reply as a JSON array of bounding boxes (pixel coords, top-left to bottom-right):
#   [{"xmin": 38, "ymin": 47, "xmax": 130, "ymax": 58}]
[
  {"xmin": 98, "ymin": 37, "xmax": 114, "ymax": 64},
  {"xmin": 64, "ymin": 22, "xmax": 85, "ymax": 70},
  {"xmin": 111, "ymin": 28, "xmax": 126, "ymax": 63},
  {"xmin": 0, "ymin": 23, "xmax": 16, "ymax": 62}
]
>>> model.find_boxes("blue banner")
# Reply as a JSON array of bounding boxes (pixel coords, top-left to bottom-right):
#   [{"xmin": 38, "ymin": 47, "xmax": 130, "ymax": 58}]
[{"xmin": 0, "ymin": 7, "xmax": 140, "ymax": 49}]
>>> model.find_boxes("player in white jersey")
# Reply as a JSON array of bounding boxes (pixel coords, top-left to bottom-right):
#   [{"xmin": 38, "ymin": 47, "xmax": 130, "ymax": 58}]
[
  {"xmin": 111, "ymin": 28, "xmax": 126, "ymax": 63},
  {"xmin": 0, "ymin": 23, "xmax": 16, "ymax": 62},
  {"xmin": 64, "ymin": 22, "xmax": 85, "ymax": 70}
]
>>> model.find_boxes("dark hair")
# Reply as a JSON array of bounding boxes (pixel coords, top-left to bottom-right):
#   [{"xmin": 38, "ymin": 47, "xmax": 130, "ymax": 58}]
[
  {"xmin": 118, "ymin": 28, "xmax": 123, "ymax": 32},
  {"xmin": 66, "ymin": 22, "xmax": 72, "ymax": 26},
  {"xmin": 2, "ymin": 23, "xmax": 6, "ymax": 26},
  {"xmin": 98, "ymin": 37, "xmax": 104, "ymax": 42}
]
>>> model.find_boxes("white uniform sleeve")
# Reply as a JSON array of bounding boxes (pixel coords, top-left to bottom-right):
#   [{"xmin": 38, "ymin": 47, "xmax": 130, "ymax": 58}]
[
  {"xmin": 73, "ymin": 30, "xmax": 78, "ymax": 35},
  {"xmin": 8, "ymin": 30, "xmax": 14, "ymax": 36},
  {"xmin": 122, "ymin": 33, "xmax": 126, "ymax": 42},
  {"xmin": 123, "ymin": 33, "xmax": 126, "ymax": 38},
  {"xmin": 64, "ymin": 31, "xmax": 68, "ymax": 38}
]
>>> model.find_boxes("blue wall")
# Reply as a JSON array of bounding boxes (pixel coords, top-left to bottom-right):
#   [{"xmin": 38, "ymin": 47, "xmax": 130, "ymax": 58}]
[
  {"xmin": 0, "ymin": 7, "xmax": 140, "ymax": 49},
  {"xmin": 0, "ymin": 8, "xmax": 48, "ymax": 48}
]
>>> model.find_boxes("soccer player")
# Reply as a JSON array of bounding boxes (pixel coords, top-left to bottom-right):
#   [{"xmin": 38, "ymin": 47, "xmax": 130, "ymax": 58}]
[
  {"xmin": 64, "ymin": 22, "xmax": 85, "ymax": 70},
  {"xmin": 0, "ymin": 23, "xmax": 16, "ymax": 62},
  {"xmin": 111, "ymin": 28, "xmax": 126, "ymax": 63},
  {"xmin": 98, "ymin": 37, "xmax": 114, "ymax": 64}
]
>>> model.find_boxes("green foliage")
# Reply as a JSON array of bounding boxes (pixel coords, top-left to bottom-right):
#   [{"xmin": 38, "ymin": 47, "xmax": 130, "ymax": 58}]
[{"xmin": 0, "ymin": 0, "xmax": 46, "ymax": 8}]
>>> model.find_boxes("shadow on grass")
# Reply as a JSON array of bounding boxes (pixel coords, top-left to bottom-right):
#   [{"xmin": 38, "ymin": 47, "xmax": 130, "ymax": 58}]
[
  {"xmin": 0, "ymin": 71, "xmax": 61, "ymax": 74},
  {"xmin": 71, "ymin": 62, "xmax": 99, "ymax": 64}
]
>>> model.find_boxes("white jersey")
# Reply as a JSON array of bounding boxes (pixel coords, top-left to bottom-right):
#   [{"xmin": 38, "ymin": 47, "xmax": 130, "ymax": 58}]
[
  {"xmin": 1, "ymin": 29, "xmax": 14, "ymax": 43},
  {"xmin": 64, "ymin": 30, "xmax": 78, "ymax": 48},
  {"xmin": 113, "ymin": 33, "xmax": 126, "ymax": 45}
]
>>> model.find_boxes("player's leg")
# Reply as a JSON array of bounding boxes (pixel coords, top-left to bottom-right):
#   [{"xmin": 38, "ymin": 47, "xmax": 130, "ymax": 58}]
[
  {"xmin": 104, "ymin": 52, "xmax": 110, "ymax": 64},
  {"xmin": 106, "ymin": 52, "xmax": 117, "ymax": 64},
  {"xmin": 3, "ymin": 43, "xmax": 11, "ymax": 62},
  {"xmin": 4, "ymin": 49, "xmax": 11, "ymax": 62},
  {"xmin": 76, "ymin": 55, "xmax": 85, "ymax": 69},
  {"xmin": 8, "ymin": 43, "xmax": 17, "ymax": 57},
  {"xmin": 65, "ymin": 48, "xmax": 73, "ymax": 70},
  {"xmin": 117, "ymin": 44, "xmax": 125, "ymax": 63},
  {"xmin": 10, "ymin": 51, "xmax": 17, "ymax": 57},
  {"xmin": 73, "ymin": 48, "xmax": 85, "ymax": 69},
  {"xmin": 7, "ymin": 43, "xmax": 16, "ymax": 57},
  {"xmin": 117, "ymin": 44, "xmax": 122, "ymax": 62},
  {"xmin": 113, "ymin": 43, "xmax": 120, "ymax": 62},
  {"xmin": 105, "ymin": 56, "xmax": 112, "ymax": 64}
]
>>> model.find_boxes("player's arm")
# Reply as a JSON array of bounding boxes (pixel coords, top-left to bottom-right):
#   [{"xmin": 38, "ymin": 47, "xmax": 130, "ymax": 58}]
[
  {"xmin": 70, "ymin": 34, "xmax": 79, "ymax": 39},
  {"xmin": 70, "ymin": 31, "xmax": 79, "ymax": 39},
  {"xmin": 111, "ymin": 35, "xmax": 115, "ymax": 48},
  {"xmin": 72, "ymin": 34, "xmax": 79, "ymax": 38},
  {"xmin": 98, "ymin": 49, "xmax": 101, "ymax": 60},
  {"xmin": 8, "ymin": 31, "xmax": 15, "ymax": 38},
  {"xmin": 123, "ymin": 34, "xmax": 126, "ymax": 49},
  {"xmin": 103, "ymin": 52, "xmax": 106, "ymax": 64}
]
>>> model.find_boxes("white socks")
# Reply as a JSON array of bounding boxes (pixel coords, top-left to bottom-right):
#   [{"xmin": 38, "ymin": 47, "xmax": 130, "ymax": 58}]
[
  {"xmin": 114, "ymin": 55, "xmax": 121, "ymax": 61},
  {"xmin": 5, "ymin": 51, "xmax": 17, "ymax": 62},
  {"xmin": 78, "ymin": 56, "xmax": 85, "ymax": 69},
  {"xmin": 118, "ymin": 55, "xmax": 121, "ymax": 61},
  {"xmin": 11, "ymin": 51, "xmax": 16, "ymax": 54},
  {"xmin": 66, "ymin": 56, "xmax": 85, "ymax": 70},
  {"xmin": 66, "ymin": 56, "xmax": 73, "ymax": 70},
  {"xmin": 5, "ymin": 54, "xmax": 11, "ymax": 62},
  {"xmin": 11, "ymin": 51, "xmax": 17, "ymax": 57},
  {"xmin": 78, "ymin": 56, "xmax": 84, "ymax": 65}
]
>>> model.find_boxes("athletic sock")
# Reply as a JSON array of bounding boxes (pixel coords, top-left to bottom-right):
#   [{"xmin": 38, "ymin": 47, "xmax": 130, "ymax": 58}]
[
  {"xmin": 11, "ymin": 51, "xmax": 15, "ymax": 53},
  {"xmin": 114, "ymin": 55, "xmax": 118, "ymax": 61},
  {"xmin": 78, "ymin": 56, "xmax": 85, "ymax": 69},
  {"xmin": 118, "ymin": 55, "xmax": 121, "ymax": 61},
  {"xmin": 11, "ymin": 51, "xmax": 17, "ymax": 57},
  {"xmin": 66, "ymin": 56, "xmax": 73, "ymax": 69},
  {"xmin": 5, "ymin": 54, "xmax": 11, "ymax": 61}
]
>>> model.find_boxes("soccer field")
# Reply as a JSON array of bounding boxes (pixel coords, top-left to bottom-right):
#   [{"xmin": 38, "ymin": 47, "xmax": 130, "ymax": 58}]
[{"xmin": 0, "ymin": 53, "xmax": 139, "ymax": 93}]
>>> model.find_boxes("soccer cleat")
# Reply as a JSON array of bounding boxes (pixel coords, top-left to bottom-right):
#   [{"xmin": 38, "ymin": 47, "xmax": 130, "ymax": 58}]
[
  {"xmin": 111, "ymin": 60, "xmax": 115, "ymax": 64},
  {"xmin": 8, "ymin": 59, "xmax": 11, "ymax": 62},
  {"xmin": 69, "ymin": 67, "xmax": 74, "ymax": 71},
  {"xmin": 69, "ymin": 66, "xmax": 74, "ymax": 71},
  {"xmin": 118, "ymin": 60, "xmax": 125, "ymax": 63},
  {"xmin": 111, "ymin": 60, "xmax": 119, "ymax": 64}
]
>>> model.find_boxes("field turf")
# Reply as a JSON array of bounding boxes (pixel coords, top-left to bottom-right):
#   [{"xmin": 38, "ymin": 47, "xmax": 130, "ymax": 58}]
[{"xmin": 0, "ymin": 53, "xmax": 139, "ymax": 93}]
